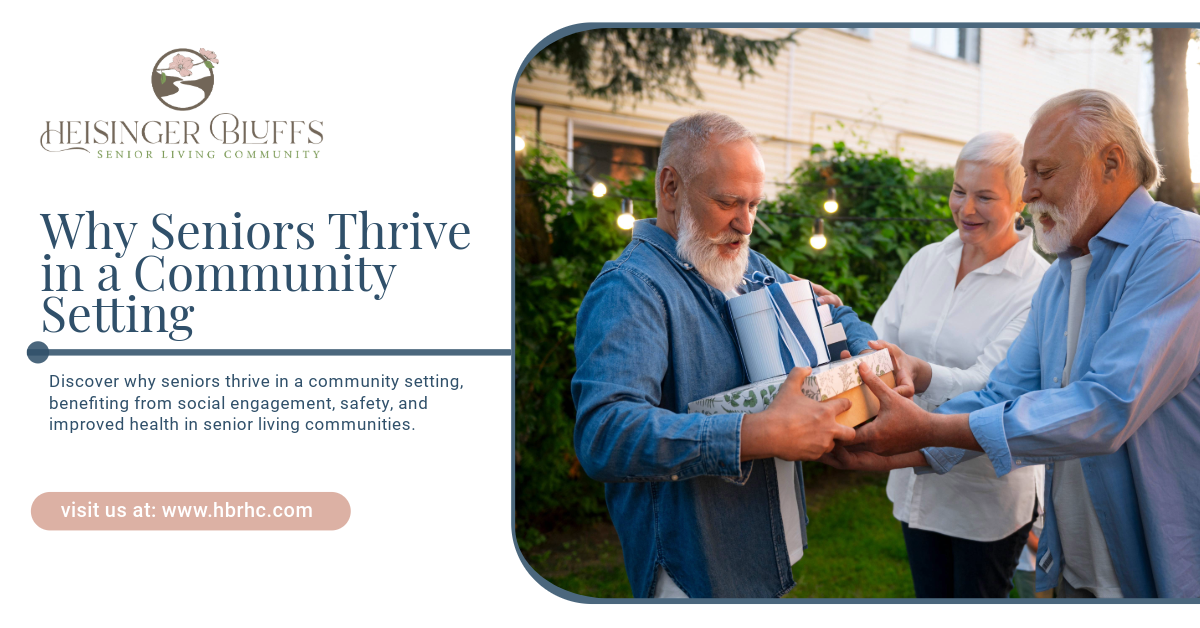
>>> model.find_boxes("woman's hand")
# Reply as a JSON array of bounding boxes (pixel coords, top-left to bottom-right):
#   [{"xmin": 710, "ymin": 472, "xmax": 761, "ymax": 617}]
[
  {"xmin": 868, "ymin": 340, "xmax": 932, "ymax": 395},
  {"xmin": 788, "ymin": 274, "xmax": 843, "ymax": 307},
  {"xmin": 835, "ymin": 347, "xmax": 915, "ymax": 399}
]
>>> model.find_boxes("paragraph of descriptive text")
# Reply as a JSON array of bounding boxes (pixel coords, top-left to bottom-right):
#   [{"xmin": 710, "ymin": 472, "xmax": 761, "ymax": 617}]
[{"xmin": 44, "ymin": 371, "xmax": 464, "ymax": 435}]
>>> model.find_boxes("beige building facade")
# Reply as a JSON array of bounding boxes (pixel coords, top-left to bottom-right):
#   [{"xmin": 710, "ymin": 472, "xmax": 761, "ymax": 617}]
[{"xmin": 515, "ymin": 27, "xmax": 1151, "ymax": 194}]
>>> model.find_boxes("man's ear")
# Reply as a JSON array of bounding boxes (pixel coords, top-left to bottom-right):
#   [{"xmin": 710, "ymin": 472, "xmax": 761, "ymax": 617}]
[
  {"xmin": 658, "ymin": 166, "xmax": 681, "ymax": 214},
  {"xmin": 1099, "ymin": 142, "xmax": 1126, "ymax": 183}
]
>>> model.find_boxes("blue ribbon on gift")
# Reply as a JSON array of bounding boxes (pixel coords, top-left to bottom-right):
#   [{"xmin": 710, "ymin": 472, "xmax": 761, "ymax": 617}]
[{"xmin": 742, "ymin": 271, "xmax": 821, "ymax": 371}]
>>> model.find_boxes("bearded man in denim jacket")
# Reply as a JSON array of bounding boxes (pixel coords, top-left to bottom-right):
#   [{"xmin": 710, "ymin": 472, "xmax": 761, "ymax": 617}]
[{"xmin": 571, "ymin": 112, "xmax": 895, "ymax": 598}]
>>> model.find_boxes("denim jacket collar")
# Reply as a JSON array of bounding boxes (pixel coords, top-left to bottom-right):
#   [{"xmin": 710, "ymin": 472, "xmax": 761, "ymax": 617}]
[{"xmin": 632, "ymin": 218, "xmax": 696, "ymax": 271}]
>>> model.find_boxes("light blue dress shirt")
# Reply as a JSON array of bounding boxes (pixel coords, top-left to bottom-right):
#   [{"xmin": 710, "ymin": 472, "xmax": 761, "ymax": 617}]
[{"xmin": 921, "ymin": 188, "xmax": 1200, "ymax": 597}]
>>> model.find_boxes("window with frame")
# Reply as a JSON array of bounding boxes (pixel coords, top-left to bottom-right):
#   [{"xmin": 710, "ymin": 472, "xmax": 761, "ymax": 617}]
[
  {"xmin": 572, "ymin": 137, "xmax": 659, "ymax": 183},
  {"xmin": 833, "ymin": 27, "xmax": 872, "ymax": 39},
  {"xmin": 911, "ymin": 28, "xmax": 980, "ymax": 63}
]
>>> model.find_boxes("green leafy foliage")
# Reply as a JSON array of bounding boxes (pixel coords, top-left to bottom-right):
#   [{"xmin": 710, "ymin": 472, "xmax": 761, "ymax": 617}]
[
  {"xmin": 515, "ymin": 145, "xmax": 653, "ymax": 544},
  {"xmin": 1072, "ymin": 28, "xmax": 1151, "ymax": 54},
  {"xmin": 755, "ymin": 142, "xmax": 956, "ymax": 321},
  {"xmin": 522, "ymin": 28, "xmax": 798, "ymax": 106}
]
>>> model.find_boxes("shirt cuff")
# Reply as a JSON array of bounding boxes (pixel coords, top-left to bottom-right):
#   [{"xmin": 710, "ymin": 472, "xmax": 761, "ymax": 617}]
[
  {"xmin": 918, "ymin": 447, "xmax": 965, "ymax": 474},
  {"xmin": 703, "ymin": 413, "xmax": 753, "ymax": 485},
  {"xmin": 968, "ymin": 403, "xmax": 1014, "ymax": 476},
  {"xmin": 920, "ymin": 362, "xmax": 957, "ymax": 406}
]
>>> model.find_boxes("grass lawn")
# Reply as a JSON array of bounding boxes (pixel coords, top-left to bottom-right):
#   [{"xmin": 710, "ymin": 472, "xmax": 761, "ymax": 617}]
[{"xmin": 520, "ymin": 467, "xmax": 920, "ymax": 598}]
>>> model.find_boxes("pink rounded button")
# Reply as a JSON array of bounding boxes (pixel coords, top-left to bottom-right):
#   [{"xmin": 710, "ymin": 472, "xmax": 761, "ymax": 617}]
[{"xmin": 32, "ymin": 492, "xmax": 350, "ymax": 530}]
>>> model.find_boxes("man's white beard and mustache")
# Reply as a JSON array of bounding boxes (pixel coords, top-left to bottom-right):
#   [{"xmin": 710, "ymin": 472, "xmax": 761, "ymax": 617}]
[
  {"xmin": 675, "ymin": 196, "xmax": 751, "ymax": 293},
  {"xmin": 1027, "ymin": 173, "xmax": 1097, "ymax": 255}
]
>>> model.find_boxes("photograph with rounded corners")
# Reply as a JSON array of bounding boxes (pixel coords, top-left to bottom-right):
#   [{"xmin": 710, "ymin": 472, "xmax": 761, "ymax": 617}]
[{"xmin": 513, "ymin": 25, "xmax": 1200, "ymax": 600}]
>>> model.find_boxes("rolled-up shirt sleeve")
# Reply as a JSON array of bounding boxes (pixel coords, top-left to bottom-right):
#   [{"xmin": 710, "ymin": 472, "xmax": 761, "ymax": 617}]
[
  {"xmin": 919, "ymin": 282, "xmax": 1047, "ymax": 474},
  {"xmin": 965, "ymin": 238, "xmax": 1200, "ymax": 477},
  {"xmin": 832, "ymin": 305, "xmax": 878, "ymax": 356},
  {"xmin": 921, "ymin": 309, "xmax": 1031, "ymax": 407},
  {"xmin": 571, "ymin": 266, "xmax": 752, "ymax": 484}
]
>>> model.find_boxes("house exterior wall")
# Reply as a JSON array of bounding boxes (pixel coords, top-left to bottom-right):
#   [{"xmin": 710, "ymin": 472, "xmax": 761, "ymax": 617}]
[{"xmin": 515, "ymin": 28, "xmax": 1149, "ymax": 195}]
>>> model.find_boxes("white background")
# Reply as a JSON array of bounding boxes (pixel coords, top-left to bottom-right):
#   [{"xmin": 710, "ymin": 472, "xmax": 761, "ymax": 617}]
[{"xmin": 0, "ymin": 1, "xmax": 1188, "ymax": 625}]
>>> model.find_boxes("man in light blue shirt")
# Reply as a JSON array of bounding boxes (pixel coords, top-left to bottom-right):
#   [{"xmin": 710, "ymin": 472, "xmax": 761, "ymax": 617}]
[{"xmin": 825, "ymin": 89, "xmax": 1200, "ymax": 598}]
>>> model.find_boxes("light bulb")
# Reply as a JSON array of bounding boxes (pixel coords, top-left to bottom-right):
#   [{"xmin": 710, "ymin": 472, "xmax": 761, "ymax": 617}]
[
  {"xmin": 515, "ymin": 135, "xmax": 525, "ymax": 152},
  {"xmin": 617, "ymin": 212, "xmax": 635, "ymax": 230},
  {"xmin": 810, "ymin": 217, "xmax": 827, "ymax": 250},
  {"xmin": 592, "ymin": 181, "xmax": 607, "ymax": 198},
  {"xmin": 823, "ymin": 188, "xmax": 838, "ymax": 213}
]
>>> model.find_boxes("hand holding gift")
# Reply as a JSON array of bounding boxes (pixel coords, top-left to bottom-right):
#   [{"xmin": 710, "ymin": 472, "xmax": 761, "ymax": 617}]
[
  {"xmin": 832, "ymin": 345, "xmax": 917, "ymax": 399},
  {"xmin": 741, "ymin": 367, "xmax": 856, "ymax": 462},
  {"xmin": 788, "ymin": 274, "xmax": 843, "ymax": 307},
  {"xmin": 867, "ymin": 339, "xmax": 930, "ymax": 396},
  {"xmin": 846, "ymin": 362, "xmax": 936, "ymax": 456},
  {"xmin": 818, "ymin": 445, "xmax": 926, "ymax": 472},
  {"xmin": 690, "ymin": 350, "xmax": 901, "ymax": 428}
]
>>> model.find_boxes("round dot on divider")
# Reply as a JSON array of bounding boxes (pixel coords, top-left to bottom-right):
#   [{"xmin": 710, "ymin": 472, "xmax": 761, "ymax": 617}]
[{"xmin": 27, "ymin": 341, "xmax": 50, "ymax": 364}]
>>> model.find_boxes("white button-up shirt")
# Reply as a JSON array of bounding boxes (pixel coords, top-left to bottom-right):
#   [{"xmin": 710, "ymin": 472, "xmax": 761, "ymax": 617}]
[{"xmin": 872, "ymin": 228, "xmax": 1049, "ymax": 542}]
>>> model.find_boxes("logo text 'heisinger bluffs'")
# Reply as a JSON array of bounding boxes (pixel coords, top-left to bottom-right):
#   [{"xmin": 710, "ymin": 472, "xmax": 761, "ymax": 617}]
[
  {"xmin": 40, "ymin": 47, "xmax": 324, "ymax": 160},
  {"xmin": 41, "ymin": 115, "xmax": 325, "ymax": 159}
]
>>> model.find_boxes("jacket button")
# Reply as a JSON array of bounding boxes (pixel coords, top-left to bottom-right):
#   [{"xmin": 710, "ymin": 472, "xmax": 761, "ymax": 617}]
[{"xmin": 671, "ymin": 475, "xmax": 679, "ymax": 481}]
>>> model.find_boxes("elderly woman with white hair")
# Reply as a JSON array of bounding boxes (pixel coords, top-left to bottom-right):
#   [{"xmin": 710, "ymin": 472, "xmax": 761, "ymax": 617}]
[{"xmin": 868, "ymin": 131, "xmax": 1050, "ymax": 597}]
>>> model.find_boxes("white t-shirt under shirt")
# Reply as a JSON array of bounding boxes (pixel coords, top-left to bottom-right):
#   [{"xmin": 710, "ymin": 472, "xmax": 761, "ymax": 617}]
[
  {"xmin": 1053, "ymin": 254, "xmax": 1123, "ymax": 598},
  {"xmin": 720, "ymin": 287, "xmax": 804, "ymax": 566},
  {"xmin": 654, "ymin": 288, "xmax": 806, "ymax": 598}
]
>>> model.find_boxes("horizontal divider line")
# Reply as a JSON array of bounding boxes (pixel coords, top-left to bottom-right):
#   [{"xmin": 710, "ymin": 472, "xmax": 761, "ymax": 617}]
[{"xmin": 46, "ymin": 349, "xmax": 512, "ymax": 357}]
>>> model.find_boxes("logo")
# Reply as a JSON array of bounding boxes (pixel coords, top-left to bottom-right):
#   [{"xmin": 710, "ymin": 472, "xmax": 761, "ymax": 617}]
[
  {"xmin": 151, "ymin": 48, "xmax": 219, "ymax": 111},
  {"xmin": 41, "ymin": 46, "xmax": 325, "ymax": 159}
]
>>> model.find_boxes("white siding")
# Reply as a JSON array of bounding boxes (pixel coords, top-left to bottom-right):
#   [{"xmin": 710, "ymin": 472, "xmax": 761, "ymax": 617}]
[{"xmin": 515, "ymin": 28, "xmax": 1146, "ymax": 197}]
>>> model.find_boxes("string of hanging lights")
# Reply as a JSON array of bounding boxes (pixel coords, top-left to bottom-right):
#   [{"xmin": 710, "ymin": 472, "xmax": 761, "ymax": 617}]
[
  {"xmin": 514, "ymin": 177, "xmax": 953, "ymax": 250},
  {"xmin": 516, "ymin": 137, "xmax": 954, "ymax": 247}
]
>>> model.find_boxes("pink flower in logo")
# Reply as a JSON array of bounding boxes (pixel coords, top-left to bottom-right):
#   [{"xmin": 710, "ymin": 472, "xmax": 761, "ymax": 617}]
[
  {"xmin": 199, "ymin": 48, "xmax": 219, "ymax": 64},
  {"xmin": 171, "ymin": 54, "xmax": 194, "ymax": 77}
]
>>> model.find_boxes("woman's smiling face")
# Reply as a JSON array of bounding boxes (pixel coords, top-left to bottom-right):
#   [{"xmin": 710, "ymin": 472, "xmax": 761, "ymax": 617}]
[{"xmin": 950, "ymin": 161, "xmax": 1019, "ymax": 247}]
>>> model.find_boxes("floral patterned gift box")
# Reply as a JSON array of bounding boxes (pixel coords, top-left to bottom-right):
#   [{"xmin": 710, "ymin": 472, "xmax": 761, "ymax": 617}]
[{"xmin": 687, "ymin": 349, "xmax": 896, "ymax": 427}]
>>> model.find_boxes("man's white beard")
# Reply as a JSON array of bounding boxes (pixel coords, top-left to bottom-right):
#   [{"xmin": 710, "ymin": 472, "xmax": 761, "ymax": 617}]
[
  {"xmin": 1028, "ymin": 173, "xmax": 1097, "ymax": 255},
  {"xmin": 675, "ymin": 196, "xmax": 751, "ymax": 293}
]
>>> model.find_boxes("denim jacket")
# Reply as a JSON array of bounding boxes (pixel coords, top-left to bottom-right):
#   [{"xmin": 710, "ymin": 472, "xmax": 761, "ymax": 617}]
[{"xmin": 571, "ymin": 219, "xmax": 876, "ymax": 598}]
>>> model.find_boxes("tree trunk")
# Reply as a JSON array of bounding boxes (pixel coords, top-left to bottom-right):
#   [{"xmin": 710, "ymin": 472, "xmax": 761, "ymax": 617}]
[
  {"xmin": 515, "ymin": 154, "xmax": 553, "ymax": 264},
  {"xmin": 1151, "ymin": 28, "xmax": 1195, "ymax": 210}
]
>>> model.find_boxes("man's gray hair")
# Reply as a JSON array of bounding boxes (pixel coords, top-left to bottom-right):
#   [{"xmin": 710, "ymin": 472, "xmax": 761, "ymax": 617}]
[
  {"xmin": 1032, "ymin": 89, "xmax": 1162, "ymax": 189},
  {"xmin": 656, "ymin": 112, "xmax": 758, "ymax": 206},
  {"xmin": 955, "ymin": 131, "xmax": 1026, "ymax": 210}
]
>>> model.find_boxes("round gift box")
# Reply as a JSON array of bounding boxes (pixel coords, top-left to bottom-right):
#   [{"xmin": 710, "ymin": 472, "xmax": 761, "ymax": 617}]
[{"xmin": 727, "ymin": 289, "xmax": 790, "ymax": 383}]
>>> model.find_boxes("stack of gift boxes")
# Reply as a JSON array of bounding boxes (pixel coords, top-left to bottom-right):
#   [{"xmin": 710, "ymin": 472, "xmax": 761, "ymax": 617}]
[{"xmin": 689, "ymin": 276, "xmax": 894, "ymax": 427}]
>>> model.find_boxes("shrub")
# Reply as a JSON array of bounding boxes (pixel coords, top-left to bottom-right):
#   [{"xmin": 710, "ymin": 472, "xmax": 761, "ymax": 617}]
[
  {"xmin": 755, "ymin": 142, "xmax": 955, "ymax": 321},
  {"xmin": 515, "ymin": 146, "xmax": 652, "ymax": 545}
]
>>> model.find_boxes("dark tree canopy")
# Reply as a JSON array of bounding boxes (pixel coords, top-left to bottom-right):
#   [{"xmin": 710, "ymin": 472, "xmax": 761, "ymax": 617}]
[
  {"xmin": 1073, "ymin": 28, "xmax": 1196, "ymax": 210},
  {"xmin": 522, "ymin": 28, "xmax": 798, "ymax": 105}
]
